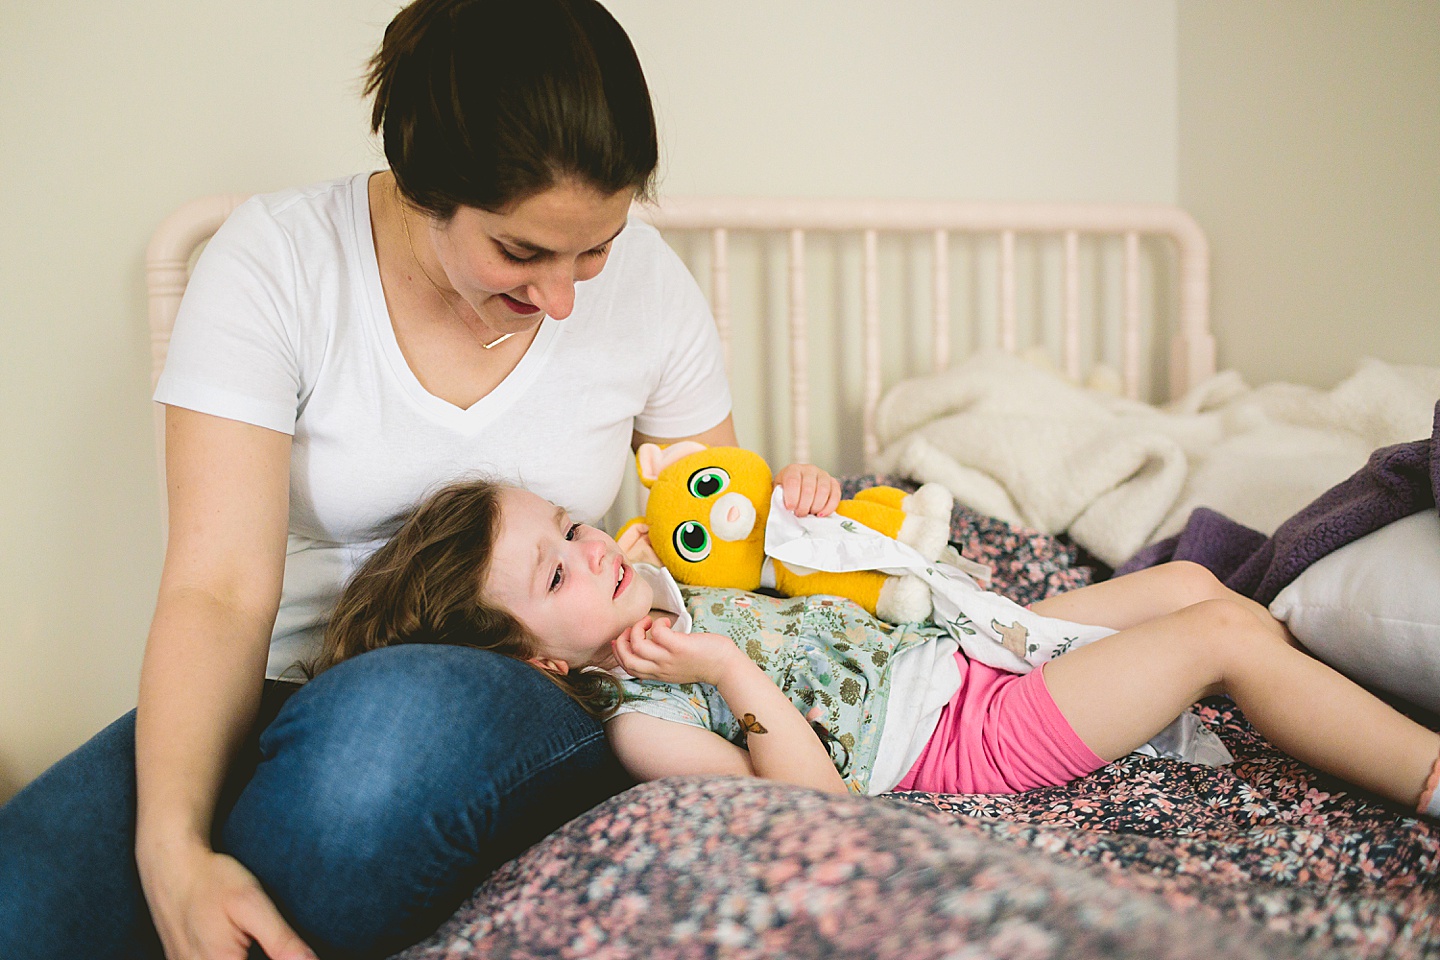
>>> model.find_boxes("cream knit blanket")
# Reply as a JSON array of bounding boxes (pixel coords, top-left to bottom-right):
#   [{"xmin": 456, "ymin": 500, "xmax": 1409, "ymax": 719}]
[{"xmin": 873, "ymin": 352, "xmax": 1440, "ymax": 567}]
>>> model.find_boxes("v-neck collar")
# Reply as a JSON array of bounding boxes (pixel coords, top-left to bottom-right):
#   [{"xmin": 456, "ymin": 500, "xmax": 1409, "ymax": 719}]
[{"xmin": 351, "ymin": 172, "xmax": 561, "ymax": 433}]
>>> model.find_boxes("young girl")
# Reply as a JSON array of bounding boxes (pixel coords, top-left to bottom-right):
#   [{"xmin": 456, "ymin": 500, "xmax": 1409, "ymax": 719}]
[{"xmin": 315, "ymin": 477, "xmax": 1440, "ymax": 816}]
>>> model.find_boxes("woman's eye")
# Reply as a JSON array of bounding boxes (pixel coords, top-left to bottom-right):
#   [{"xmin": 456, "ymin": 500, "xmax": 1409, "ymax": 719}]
[
  {"xmin": 585, "ymin": 243, "xmax": 612, "ymax": 259},
  {"xmin": 500, "ymin": 246, "xmax": 534, "ymax": 263}
]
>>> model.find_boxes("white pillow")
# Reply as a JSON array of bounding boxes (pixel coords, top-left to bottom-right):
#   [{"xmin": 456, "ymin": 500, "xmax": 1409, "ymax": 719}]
[{"xmin": 1270, "ymin": 510, "xmax": 1440, "ymax": 714}]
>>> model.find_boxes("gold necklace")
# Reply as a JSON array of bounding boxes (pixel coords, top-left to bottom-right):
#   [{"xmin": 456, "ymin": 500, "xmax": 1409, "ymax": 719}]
[{"xmin": 398, "ymin": 197, "xmax": 516, "ymax": 350}]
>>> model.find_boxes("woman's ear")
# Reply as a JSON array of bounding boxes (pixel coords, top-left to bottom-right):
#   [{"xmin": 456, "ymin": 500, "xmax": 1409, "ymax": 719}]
[{"xmin": 527, "ymin": 655, "xmax": 570, "ymax": 676}]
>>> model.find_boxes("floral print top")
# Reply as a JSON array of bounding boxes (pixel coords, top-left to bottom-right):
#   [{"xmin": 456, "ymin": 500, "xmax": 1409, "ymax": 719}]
[{"xmin": 613, "ymin": 585, "xmax": 946, "ymax": 794}]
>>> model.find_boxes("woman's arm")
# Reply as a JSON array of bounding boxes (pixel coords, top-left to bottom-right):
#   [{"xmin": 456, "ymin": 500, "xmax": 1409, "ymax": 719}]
[
  {"xmin": 611, "ymin": 619, "xmax": 847, "ymax": 794},
  {"xmin": 134, "ymin": 406, "xmax": 315, "ymax": 960}
]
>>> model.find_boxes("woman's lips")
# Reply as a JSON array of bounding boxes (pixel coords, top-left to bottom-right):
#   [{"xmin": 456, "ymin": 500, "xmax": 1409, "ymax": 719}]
[{"xmin": 500, "ymin": 294, "xmax": 542, "ymax": 315}]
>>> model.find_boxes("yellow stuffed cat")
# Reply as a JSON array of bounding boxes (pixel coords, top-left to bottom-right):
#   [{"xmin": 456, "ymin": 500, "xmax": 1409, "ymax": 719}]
[{"xmin": 623, "ymin": 442, "xmax": 953, "ymax": 623}]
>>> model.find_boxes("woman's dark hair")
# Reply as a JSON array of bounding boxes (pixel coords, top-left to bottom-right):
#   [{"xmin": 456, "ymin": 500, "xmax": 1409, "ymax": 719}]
[
  {"xmin": 310, "ymin": 478, "xmax": 623, "ymax": 718},
  {"xmin": 366, "ymin": 0, "xmax": 659, "ymax": 218}
]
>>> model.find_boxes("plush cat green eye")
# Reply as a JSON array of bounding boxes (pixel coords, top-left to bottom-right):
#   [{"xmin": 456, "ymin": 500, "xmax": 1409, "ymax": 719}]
[
  {"xmin": 673, "ymin": 521, "xmax": 712, "ymax": 562},
  {"xmin": 687, "ymin": 467, "xmax": 730, "ymax": 499}
]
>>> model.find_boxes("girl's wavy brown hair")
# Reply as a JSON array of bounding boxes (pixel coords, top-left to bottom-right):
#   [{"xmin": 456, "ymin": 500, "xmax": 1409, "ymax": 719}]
[{"xmin": 310, "ymin": 478, "xmax": 623, "ymax": 718}]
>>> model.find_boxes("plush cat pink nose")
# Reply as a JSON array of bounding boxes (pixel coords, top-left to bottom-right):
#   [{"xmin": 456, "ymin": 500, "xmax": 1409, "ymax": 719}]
[{"xmin": 709, "ymin": 492, "xmax": 756, "ymax": 541}]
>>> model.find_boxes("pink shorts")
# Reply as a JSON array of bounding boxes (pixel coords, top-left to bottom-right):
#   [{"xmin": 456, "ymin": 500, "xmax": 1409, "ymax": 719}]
[{"xmin": 894, "ymin": 654, "xmax": 1107, "ymax": 795}]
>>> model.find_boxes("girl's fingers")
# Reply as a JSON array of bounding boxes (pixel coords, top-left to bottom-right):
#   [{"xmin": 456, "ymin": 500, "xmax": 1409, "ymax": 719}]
[
  {"xmin": 796, "ymin": 471, "xmax": 819, "ymax": 515},
  {"xmin": 612, "ymin": 636, "xmax": 654, "ymax": 675},
  {"xmin": 781, "ymin": 473, "xmax": 800, "ymax": 511}
]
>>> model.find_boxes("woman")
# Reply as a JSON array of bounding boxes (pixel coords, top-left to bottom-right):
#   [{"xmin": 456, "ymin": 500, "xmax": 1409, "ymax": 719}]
[{"xmin": 0, "ymin": 2, "xmax": 837, "ymax": 959}]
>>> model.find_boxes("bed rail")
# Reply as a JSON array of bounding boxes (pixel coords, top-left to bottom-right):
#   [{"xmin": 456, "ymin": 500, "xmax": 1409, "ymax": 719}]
[{"xmin": 637, "ymin": 197, "xmax": 1212, "ymax": 465}]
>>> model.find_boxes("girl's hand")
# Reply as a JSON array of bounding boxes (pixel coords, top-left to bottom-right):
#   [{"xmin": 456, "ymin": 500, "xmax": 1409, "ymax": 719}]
[
  {"xmin": 773, "ymin": 463, "xmax": 842, "ymax": 517},
  {"xmin": 614, "ymin": 617, "xmax": 739, "ymax": 687},
  {"xmin": 141, "ymin": 843, "xmax": 315, "ymax": 960}
]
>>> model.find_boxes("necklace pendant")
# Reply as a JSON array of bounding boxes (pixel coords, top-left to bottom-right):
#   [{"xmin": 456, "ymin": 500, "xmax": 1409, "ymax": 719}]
[{"xmin": 482, "ymin": 332, "xmax": 516, "ymax": 349}]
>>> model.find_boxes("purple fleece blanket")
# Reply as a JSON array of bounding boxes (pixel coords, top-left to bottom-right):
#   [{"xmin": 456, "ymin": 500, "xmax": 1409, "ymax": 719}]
[{"xmin": 1117, "ymin": 400, "xmax": 1440, "ymax": 605}]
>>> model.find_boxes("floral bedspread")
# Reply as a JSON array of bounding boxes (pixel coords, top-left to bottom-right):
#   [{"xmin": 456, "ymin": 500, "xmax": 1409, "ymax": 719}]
[
  {"xmin": 390, "ymin": 479, "xmax": 1438, "ymax": 960},
  {"xmin": 393, "ymin": 701, "xmax": 1438, "ymax": 960},
  {"xmin": 889, "ymin": 698, "xmax": 1440, "ymax": 959}
]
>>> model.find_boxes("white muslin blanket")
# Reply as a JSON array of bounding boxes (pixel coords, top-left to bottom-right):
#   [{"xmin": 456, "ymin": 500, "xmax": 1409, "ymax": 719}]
[
  {"xmin": 764, "ymin": 488, "xmax": 1232, "ymax": 766},
  {"xmin": 872, "ymin": 352, "xmax": 1440, "ymax": 567}
]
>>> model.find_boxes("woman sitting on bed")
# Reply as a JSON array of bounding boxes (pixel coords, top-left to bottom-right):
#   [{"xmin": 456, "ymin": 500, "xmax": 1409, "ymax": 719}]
[
  {"xmin": 0, "ymin": 3, "xmax": 839, "ymax": 959},
  {"xmin": 312, "ymin": 476, "xmax": 1440, "ymax": 818}
]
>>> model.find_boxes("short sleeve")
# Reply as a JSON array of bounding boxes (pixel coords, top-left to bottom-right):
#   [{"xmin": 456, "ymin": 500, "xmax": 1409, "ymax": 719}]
[
  {"xmin": 631, "ymin": 238, "xmax": 733, "ymax": 440},
  {"xmin": 612, "ymin": 678, "xmax": 713, "ymax": 730},
  {"xmin": 154, "ymin": 197, "xmax": 304, "ymax": 435}
]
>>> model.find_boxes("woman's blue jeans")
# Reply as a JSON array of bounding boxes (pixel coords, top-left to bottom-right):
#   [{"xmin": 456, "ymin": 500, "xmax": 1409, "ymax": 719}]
[{"xmin": 0, "ymin": 645, "xmax": 632, "ymax": 960}]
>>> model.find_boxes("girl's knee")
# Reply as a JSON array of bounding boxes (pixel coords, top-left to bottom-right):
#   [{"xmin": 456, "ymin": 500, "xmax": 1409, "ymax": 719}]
[
  {"xmin": 1181, "ymin": 598, "xmax": 1269, "ymax": 659},
  {"xmin": 1160, "ymin": 561, "xmax": 1227, "ymax": 604}
]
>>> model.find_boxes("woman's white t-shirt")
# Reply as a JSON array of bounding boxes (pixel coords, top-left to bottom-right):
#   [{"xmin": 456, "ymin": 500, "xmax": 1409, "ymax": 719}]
[{"xmin": 155, "ymin": 173, "xmax": 732, "ymax": 678}]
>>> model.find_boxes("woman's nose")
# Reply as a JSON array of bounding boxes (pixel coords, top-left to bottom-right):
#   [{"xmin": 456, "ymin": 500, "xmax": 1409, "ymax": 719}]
[{"xmin": 528, "ymin": 263, "xmax": 577, "ymax": 320}]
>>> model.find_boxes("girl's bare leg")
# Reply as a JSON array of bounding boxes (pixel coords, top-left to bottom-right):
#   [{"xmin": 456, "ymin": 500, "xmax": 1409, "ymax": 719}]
[
  {"xmin": 1031, "ymin": 561, "xmax": 1298, "ymax": 648},
  {"xmin": 1042, "ymin": 598, "xmax": 1440, "ymax": 810}
]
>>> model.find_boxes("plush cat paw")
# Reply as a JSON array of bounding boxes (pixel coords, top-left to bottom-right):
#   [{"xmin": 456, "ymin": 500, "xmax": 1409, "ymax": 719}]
[
  {"xmin": 897, "ymin": 514, "xmax": 949, "ymax": 562},
  {"xmin": 876, "ymin": 574, "xmax": 932, "ymax": 623}
]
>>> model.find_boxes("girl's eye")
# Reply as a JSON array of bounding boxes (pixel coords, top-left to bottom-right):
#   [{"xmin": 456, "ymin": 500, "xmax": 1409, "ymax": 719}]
[{"xmin": 549, "ymin": 523, "xmax": 579, "ymax": 590}]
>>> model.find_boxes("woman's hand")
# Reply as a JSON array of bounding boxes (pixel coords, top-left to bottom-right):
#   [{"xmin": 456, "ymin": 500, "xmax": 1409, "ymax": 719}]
[
  {"xmin": 615, "ymin": 523, "xmax": 662, "ymax": 566},
  {"xmin": 773, "ymin": 462, "xmax": 842, "ymax": 517},
  {"xmin": 613, "ymin": 617, "xmax": 740, "ymax": 687},
  {"xmin": 140, "ymin": 843, "xmax": 315, "ymax": 960}
]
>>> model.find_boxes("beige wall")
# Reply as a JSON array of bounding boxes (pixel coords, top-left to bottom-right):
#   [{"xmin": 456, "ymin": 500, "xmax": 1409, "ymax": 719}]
[
  {"xmin": 1179, "ymin": 1, "xmax": 1440, "ymax": 387},
  {"xmin": 610, "ymin": 0, "xmax": 1177, "ymax": 201},
  {"xmin": 1, "ymin": 1, "xmax": 1433, "ymax": 801},
  {"xmin": 0, "ymin": 0, "xmax": 395, "ymax": 800}
]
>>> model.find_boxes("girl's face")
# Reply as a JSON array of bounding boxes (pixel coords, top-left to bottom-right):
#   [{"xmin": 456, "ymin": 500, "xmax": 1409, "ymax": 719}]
[
  {"xmin": 428, "ymin": 179, "xmax": 633, "ymax": 337},
  {"xmin": 485, "ymin": 488, "xmax": 654, "ymax": 674}
]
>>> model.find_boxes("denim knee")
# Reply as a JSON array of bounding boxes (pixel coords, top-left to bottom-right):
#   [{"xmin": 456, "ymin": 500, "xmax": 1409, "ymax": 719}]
[{"xmin": 221, "ymin": 644, "xmax": 630, "ymax": 959}]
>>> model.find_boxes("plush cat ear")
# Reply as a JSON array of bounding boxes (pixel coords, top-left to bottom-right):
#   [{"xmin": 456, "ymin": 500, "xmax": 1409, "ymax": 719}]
[{"xmin": 635, "ymin": 441, "xmax": 709, "ymax": 486}]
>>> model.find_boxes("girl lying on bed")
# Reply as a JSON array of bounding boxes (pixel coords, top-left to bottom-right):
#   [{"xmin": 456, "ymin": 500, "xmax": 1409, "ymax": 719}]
[{"xmin": 311, "ymin": 476, "xmax": 1440, "ymax": 818}]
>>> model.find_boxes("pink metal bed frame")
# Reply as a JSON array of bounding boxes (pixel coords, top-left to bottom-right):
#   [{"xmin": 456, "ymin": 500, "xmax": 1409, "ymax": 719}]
[{"xmin": 146, "ymin": 194, "xmax": 1213, "ymax": 504}]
